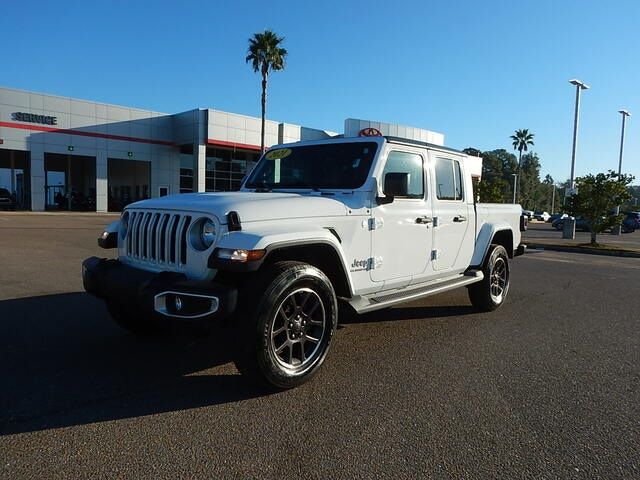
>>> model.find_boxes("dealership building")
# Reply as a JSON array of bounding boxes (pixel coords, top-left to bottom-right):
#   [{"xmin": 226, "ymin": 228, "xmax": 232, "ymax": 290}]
[{"xmin": 0, "ymin": 86, "xmax": 445, "ymax": 212}]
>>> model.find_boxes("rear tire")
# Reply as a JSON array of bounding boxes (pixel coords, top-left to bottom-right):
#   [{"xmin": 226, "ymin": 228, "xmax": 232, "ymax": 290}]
[
  {"xmin": 468, "ymin": 244, "xmax": 510, "ymax": 312},
  {"xmin": 233, "ymin": 261, "xmax": 338, "ymax": 389}
]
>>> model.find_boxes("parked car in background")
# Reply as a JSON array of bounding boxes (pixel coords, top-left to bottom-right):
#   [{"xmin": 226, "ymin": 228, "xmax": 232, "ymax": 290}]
[
  {"xmin": 623, "ymin": 212, "xmax": 640, "ymax": 230},
  {"xmin": 522, "ymin": 210, "xmax": 534, "ymax": 220},
  {"xmin": 0, "ymin": 188, "xmax": 16, "ymax": 210},
  {"xmin": 533, "ymin": 211, "xmax": 550, "ymax": 222},
  {"xmin": 552, "ymin": 216, "xmax": 591, "ymax": 231},
  {"xmin": 548, "ymin": 213, "xmax": 567, "ymax": 223},
  {"xmin": 622, "ymin": 212, "xmax": 639, "ymax": 233},
  {"xmin": 553, "ymin": 214, "xmax": 636, "ymax": 233}
]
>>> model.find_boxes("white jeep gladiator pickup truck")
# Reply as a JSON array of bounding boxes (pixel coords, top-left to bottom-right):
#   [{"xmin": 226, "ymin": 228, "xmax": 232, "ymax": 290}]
[{"xmin": 83, "ymin": 134, "xmax": 525, "ymax": 389}]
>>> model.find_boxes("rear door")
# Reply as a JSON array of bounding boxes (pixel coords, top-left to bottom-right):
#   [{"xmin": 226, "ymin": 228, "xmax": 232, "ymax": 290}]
[{"xmin": 431, "ymin": 156, "xmax": 473, "ymax": 272}]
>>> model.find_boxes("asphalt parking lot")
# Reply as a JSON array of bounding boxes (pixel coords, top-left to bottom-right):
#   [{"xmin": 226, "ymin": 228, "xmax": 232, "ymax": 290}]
[
  {"xmin": 1, "ymin": 213, "xmax": 639, "ymax": 479},
  {"xmin": 524, "ymin": 220, "xmax": 640, "ymax": 249}
]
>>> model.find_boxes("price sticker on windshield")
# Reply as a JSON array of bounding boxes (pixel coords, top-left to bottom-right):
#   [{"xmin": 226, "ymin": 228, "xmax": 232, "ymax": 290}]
[{"xmin": 265, "ymin": 148, "xmax": 292, "ymax": 160}]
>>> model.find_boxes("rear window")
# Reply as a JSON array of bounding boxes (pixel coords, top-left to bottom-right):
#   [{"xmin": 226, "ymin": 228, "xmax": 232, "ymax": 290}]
[
  {"xmin": 434, "ymin": 158, "xmax": 464, "ymax": 201},
  {"xmin": 0, "ymin": 188, "xmax": 10, "ymax": 196}
]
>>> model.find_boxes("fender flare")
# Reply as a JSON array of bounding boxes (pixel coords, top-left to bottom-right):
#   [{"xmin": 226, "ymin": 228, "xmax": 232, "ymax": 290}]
[
  {"xmin": 470, "ymin": 222, "xmax": 514, "ymax": 267},
  {"xmin": 212, "ymin": 230, "xmax": 355, "ymax": 296}
]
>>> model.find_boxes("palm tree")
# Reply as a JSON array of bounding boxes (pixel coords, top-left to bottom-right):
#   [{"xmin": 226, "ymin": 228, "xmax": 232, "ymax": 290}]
[
  {"xmin": 246, "ymin": 30, "xmax": 288, "ymax": 153},
  {"xmin": 510, "ymin": 129, "xmax": 535, "ymax": 204}
]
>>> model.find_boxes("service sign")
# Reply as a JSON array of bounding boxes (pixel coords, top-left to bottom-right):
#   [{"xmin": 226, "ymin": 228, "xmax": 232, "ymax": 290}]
[{"xmin": 12, "ymin": 112, "xmax": 58, "ymax": 125}]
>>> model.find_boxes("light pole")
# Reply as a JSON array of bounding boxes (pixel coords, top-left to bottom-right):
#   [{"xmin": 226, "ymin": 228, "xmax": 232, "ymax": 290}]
[
  {"xmin": 511, "ymin": 174, "xmax": 518, "ymax": 204},
  {"xmin": 617, "ymin": 109, "xmax": 631, "ymax": 174},
  {"xmin": 612, "ymin": 109, "xmax": 631, "ymax": 235},
  {"xmin": 551, "ymin": 183, "xmax": 556, "ymax": 213},
  {"xmin": 564, "ymin": 79, "xmax": 589, "ymax": 239},
  {"xmin": 568, "ymin": 79, "xmax": 590, "ymax": 192}
]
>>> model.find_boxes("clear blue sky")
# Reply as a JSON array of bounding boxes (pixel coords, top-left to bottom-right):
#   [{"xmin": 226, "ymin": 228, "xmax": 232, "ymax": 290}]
[{"xmin": 2, "ymin": 0, "xmax": 639, "ymax": 184}]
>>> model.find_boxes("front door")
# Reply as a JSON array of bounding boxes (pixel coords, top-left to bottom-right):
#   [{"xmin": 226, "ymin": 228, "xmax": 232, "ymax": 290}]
[
  {"xmin": 431, "ymin": 156, "xmax": 471, "ymax": 271},
  {"xmin": 370, "ymin": 149, "xmax": 433, "ymax": 286}
]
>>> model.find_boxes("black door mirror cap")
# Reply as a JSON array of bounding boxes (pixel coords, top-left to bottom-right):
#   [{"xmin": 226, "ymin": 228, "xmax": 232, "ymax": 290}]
[
  {"xmin": 376, "ymin": 195, "xmax": 395, "ymax": 205},
  {"xmin": 383, "ymin": 172, "xmax": 410, "ymax": 197}
]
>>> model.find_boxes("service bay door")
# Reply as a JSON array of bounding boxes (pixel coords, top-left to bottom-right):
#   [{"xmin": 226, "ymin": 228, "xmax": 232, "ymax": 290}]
[{"xmin": 370, "ymin": 149, "xmax": 434, "ymax": 284}]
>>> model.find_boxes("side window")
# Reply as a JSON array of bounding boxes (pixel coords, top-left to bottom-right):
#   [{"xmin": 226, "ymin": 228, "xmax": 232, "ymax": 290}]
[
  {"xmin": 453, "ymin": 160, "xmax": 464, "ymax": 200},
  {"xmin": 382, "ymin": 151, "xmax": 424, "ymax": 198},
  {"xmin": 435, "ymin": 158, "xmax": 464, "ymax": 201}
]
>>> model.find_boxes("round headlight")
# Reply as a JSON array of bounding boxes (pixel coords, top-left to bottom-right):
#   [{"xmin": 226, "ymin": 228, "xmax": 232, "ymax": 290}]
[
  {"xmin": 189, "ymin": 217, "xmax": 218, "ymax": 251},
  {"xmin": 120, "ymin": 211, "xmax": 130, "ymax": 239},
  {"xmin": 200, "ymin": 219, "xmax": 217, "ymax": 249}
]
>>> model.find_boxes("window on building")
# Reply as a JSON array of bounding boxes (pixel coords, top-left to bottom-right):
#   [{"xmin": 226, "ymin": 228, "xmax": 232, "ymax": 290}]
[
  {"xmin": 205, "ymin": 147, "xmax": 259, "ymax": 192},
  {"xmin": 382, "ymin": 151, "xmax": 424, "ymax": 198},
  {"xmin": 180, "ymin": 154, "xmax": 194, "ymax": 193},
  {"xmin": 435, "ymin": 158, "xmax": 464, "ymax": 201}
]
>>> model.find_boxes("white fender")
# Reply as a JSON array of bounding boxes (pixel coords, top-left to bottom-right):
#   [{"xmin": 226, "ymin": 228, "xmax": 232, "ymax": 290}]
[{"xmin": 470, "ymin": 222, "xmax": 513, "ymax": 267}]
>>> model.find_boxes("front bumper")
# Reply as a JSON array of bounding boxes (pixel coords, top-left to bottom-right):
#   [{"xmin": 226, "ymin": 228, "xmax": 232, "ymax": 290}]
[{"xmin": 82, "ymin": 257, "xmax": 237, "ymax": 323}]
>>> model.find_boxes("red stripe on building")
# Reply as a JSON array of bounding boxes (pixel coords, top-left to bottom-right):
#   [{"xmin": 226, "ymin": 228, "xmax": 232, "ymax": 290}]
[
  {"xmin": 0, "ymin": 121, "xmax": 174, "ymax": 146},
  {"xmin": 207, "ymin": 138, "xmax": 262, "ymax": 151}
]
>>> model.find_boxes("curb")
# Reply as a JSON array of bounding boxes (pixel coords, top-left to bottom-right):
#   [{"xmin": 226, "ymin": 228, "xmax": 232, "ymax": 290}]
[{"xmin": 526, "ymin": 242, "xmax": 640, "ymax": 259}]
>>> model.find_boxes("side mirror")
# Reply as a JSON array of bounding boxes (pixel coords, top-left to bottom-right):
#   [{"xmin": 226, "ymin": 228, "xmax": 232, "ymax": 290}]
[
  {"xmin": 376, "ymin": 172, "xmax": 409, "ymax": 205},
  {"xmin": 384, "ymin": 172, "xmax": 409, "ymax": 197}
]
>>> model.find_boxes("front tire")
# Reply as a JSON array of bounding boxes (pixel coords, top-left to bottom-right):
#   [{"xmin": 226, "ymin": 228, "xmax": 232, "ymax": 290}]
[
  {"xmin": 468, "ymin": 244, "xmax": 510, "ymax": 312},
  {"xmin": 234, "ymin": 261, "xmax": 338, "ymax": 389}
]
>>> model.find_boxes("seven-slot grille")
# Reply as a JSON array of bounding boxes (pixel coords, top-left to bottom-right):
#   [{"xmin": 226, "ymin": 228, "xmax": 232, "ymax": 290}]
[{"xmin": 124, "ymin": 210, "xmax": 192, "ymax": 267}]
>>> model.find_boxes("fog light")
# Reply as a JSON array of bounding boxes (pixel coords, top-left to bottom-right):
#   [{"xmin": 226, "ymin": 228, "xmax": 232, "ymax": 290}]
[{"xmin": 174, "ymin": 296, "xmax": 183, "ymax": 312}]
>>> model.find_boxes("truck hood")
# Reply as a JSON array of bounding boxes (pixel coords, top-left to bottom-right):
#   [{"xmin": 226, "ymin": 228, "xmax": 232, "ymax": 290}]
[{"xmin": 127, "ymin": 191, "xmax": 349, "ymax": 223}]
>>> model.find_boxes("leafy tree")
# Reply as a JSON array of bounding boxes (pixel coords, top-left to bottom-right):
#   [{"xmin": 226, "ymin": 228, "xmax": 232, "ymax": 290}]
[
  {"xmin": 462, "ymin": 147, "xmax": 482, "ymax": 157},
  {"xmin": 484, "ymin": 149, "xmax": 518, "ymax": 178},
  {"xmin": 541, "ymin": 174, "xmax": 561, "ymax": 213},
  {"xmin": 566, "ymin": 171, "xmax": 634, "ymax": 245},
  {"xmin": 510, "ymin": 129, "xmax": 535, "ymax": 202},
  {"xmin": 464, "ymin": 148, "xmax": 519, "ymax": 203},
  {"xmin": 477, "ymin": 178, "xmax": 508, "ymax": 202},
  {"xmin": 246, "ymin": 30, "xmax": 288, "ymax": 152},
  {"xmin": 483, "ymin": 149, "xmax": 518, "ymax": 202},
  {"xmin": 622, "ymin": 185, "xmax": 640, "ymax": 210},
  {"xmin": 519, "ymin": 152, "xmax": 542, "ymax": 208}
]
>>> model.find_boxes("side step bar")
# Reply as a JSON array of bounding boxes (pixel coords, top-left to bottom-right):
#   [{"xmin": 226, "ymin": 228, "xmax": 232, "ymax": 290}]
[{"xmin": 348, "ymin": 270, "xmax": 484, "ymax": 314}]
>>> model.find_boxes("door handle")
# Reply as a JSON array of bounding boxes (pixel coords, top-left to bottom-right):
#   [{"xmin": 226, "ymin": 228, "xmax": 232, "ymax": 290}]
[
  {"xmin": 453, "ymin": 215, "xmax": 467, "ymax": 223},
  {"xmin": 416, "ymin": 216, "xmax": 433, "ymax": 225}
]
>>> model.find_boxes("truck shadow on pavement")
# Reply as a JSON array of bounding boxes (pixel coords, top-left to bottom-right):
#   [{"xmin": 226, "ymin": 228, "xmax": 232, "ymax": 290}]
[
  {"xmin": 0, "ymin": 292, "xmax": 269, "ymax": 436},
  {"xmin": 0, "ymin": 292, "xmax": 477, "ymax": 435}
]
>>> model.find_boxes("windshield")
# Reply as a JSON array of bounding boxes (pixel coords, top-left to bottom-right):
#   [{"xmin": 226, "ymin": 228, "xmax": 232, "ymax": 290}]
[{"xmin": 244, "ymin": 142, "xmax": 378, "ymax": 190}]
